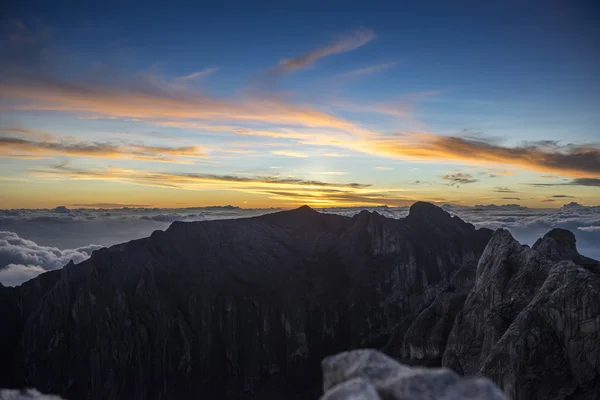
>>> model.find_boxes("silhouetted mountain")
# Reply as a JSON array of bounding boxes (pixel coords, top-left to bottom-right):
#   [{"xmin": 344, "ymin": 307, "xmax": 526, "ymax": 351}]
[
  {"xmin": 0, "ymin": 203, "xmax": 491, "ymax": 399},
  {"xmin": 1, "ymin": 203, "xmax": 598, "ymax": 399}
]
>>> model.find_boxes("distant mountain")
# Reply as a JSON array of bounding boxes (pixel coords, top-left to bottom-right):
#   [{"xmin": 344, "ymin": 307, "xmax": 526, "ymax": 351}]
[{"xmin": 1, "ymin": 202, "xmax": 598, "ymax": 399}]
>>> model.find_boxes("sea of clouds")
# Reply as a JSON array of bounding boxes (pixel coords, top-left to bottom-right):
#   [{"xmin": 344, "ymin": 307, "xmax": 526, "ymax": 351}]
[{"xmin": 1, "ymin": 203, "xmax": 598, "ymax": 286}]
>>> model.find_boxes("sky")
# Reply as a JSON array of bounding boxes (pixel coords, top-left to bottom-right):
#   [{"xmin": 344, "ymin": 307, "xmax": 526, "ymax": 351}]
[{"xmin": 1, "ymin": 0, "xmax": 599, "ymax": 209}]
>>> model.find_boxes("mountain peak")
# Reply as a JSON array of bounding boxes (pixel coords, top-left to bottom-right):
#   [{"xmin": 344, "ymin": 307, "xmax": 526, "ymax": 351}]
[
  {"xmin": 271, "ymin": 205, "xmax": 320, "ymax": 219},
  {"xmin": 531, "ymin": 228, "xmax": 600, "ymax": 271},
  {"xmin": 293, "ymin": 204, "xmax": 317, "ymax": 214},
  {"xmin": 409, "ymin": 201, "xmax": 447, "ymax": 217},
  {"xmin": 408, "ymin": 201, "xmax": 453, "ymax": 224},
  {"xmin": 543, "ymin": 228, "xmax": 576, "ymax": 248},
  {"xmin": 533, "ymin": 228, "xmax": 579, "ymax": 261}
]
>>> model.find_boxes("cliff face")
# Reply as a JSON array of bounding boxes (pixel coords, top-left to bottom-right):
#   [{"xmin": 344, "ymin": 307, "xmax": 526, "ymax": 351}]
[
  {"xmin": 0, "ymin": 203, "xmax": 492, "ymax": 399},
  {"xmin": 441, "ymin": 228, "xmax": 600, "ymax": 400}
]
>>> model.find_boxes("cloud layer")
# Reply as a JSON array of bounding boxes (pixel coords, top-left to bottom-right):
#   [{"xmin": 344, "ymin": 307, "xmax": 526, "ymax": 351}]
[
  {"xmin": 0, "ymin": 231, "xmax": 102, "ymax": 286},
  {"xmin": 2, "ymin": 201, "xmax": 599, "ymax": 287}
]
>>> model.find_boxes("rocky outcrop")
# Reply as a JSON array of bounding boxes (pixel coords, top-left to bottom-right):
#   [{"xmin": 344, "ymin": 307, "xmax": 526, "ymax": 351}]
[
  {"xmin": 441, "ymin": 228, "xmax": 600, "ymax": 400},
  {"xmin": 0, "ymin": 203, "xmax": 492, "ymax": 400},
  {"xmin": 320, "ymin": 349, "xmax": 507, "ymax": 400},
  {"xmin": 379, "ymin": 223, "xmax": 600, "ymax": 400}
]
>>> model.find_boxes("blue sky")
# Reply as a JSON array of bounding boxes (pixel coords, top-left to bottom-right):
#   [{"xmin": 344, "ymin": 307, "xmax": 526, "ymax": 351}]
[{"xmin": 0, "ymin": 0, "xmax": 599, "ymax": 208}]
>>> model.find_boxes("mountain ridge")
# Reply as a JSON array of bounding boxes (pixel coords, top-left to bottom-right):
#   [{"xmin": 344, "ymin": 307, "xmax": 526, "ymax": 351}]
[{"xmin": 0, "ymin": 203, "xmax": 598, "ymax": 399}]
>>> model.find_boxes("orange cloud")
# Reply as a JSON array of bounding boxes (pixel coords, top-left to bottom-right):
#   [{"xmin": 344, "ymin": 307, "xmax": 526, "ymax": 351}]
[
  {"xmin": 361, "ymin": 133, "xmax": 600, "ymax": 178},
  {"xmin": 0, "ymin": 78, "xmax": 373, "ymax": 135},
  {"xmin": 0, "ymin": 136, "xmax": 204, "ymax": 164},
  {"xmin": 488, "ymin": 170, "xmax": 515, "ymax": 176},
  {"xmin": 30, "ymin": 165, "xmax": 436, "ymax": 207}
]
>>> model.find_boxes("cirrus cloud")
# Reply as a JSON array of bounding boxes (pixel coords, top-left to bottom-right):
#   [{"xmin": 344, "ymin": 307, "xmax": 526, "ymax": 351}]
[{"xmin": 272, "ymin": 28, "xmax": 376, "ymax": 75}]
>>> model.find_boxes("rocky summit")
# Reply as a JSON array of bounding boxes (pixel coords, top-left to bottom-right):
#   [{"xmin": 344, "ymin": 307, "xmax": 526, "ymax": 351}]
[{"xmin": 0, "ymin": 202, "xmax": 598, "ymax": 400}]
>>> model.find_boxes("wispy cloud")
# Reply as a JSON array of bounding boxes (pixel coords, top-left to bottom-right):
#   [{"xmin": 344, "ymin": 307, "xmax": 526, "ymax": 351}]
[
  {"xmin": 494, "ymin": 187, "xmax": 516, "ymax": 193},
  {"xmin": 441, "ymin": 172, "xmax": 477, "ymax": 186},
  {"xmin": 0, "ymin": 127, "xmax": 42, "ymax": 135},
  {"xmin": 272, "ymin": 28, "xmax": 376, "ymax": 75},
  {"xmin": 324, "ymin": 152, "xmax": 350, "ymax": 157},
  {"xmin": 30, "ymin": 165, "xmax": 424, "ymax": 207},
  {"xmin": 571, "ymin": 178, "xmax": 600, "ymax": 186},
  {"xmin": 337, "ymin": 61, "xmax": 398, "ymax": 80},
  {"xmin": 328, "ymin": 91, "xmax": 439, "ymax": 132},
  {"xmin": 529, "ymin": 178, "xmax": 600, "ymax": 187},
  {"xmin": 312, "ymin": 171, "xmax": 349, "ymax": 175},
  {"xmin": 175, "ymin": 67, "xmax": 218, "ymax": 83},
  {"xmin": 271, "ymin": 150, "xmax": 309, "ymax": 158},
  {"xmin": 374, "ymin": 166, "xmax": 393, "ymax": 170},
  {"xmin": 0, "ymin": 75, "xmax": 372, "ymax": 136},
  {"xmin": 0, "ymin": 136, "xmax": 204, "ymax": 164},
  {"xmin": 35, "ymin": 165, "xmax": 371, "ymax": 190},
  {"xmin": 578, "ymin": 226, "xmax": 600, "ymax": 232},
  {"xmin": 486, "ymin": 169, "xmax": 514, "ymax": 177}
]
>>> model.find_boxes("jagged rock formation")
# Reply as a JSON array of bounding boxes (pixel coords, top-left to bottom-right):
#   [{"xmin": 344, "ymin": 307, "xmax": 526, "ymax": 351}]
[
  {"xmin": 391, "ymin": 225, "xmax": 600, "ymax": 400},
  {"xmin": 352, "ymin": 225, "xmax": 600, "ymax": 399},
  {"xmin": 320, "ymin": 349, "xmax": 507, "ymax": 400},
  {"xmin": 441, "ymin": 228, "xmax": 600, "ymax": 400},
  {"xmin": 0, "ymin": 203, "xmax": 492, "ymax": 400}
]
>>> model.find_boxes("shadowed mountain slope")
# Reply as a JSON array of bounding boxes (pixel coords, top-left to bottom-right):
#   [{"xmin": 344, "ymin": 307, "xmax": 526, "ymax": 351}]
[{"xmin": 0, "ymin": 203, "xmax": 492, "ymax": 399}]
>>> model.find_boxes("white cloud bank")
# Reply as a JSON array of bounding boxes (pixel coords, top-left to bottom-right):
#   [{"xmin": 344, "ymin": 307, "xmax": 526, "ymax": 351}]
[
  {"xmin": 1, "ymin": 202, "xmax": 599, "ymax": 286},
  {"xmin": 0, "ymin": 231, "xmax": 102, "ymax": 286}
]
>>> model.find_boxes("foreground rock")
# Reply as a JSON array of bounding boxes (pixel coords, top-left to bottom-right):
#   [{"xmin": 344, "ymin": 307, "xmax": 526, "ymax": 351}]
[
  {"xmin": 0, "ymin": 203, "xmax": 492, "ymax": 399},
  {"xmin": 320, "ymin": 349, "xmax": 507, "ymax": 400}
]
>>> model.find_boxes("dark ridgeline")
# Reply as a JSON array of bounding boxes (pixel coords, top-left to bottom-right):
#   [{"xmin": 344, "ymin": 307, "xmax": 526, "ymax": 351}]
[{"xmin": 0, "ymin": 202, "xmax": 598, "ymax": 399}]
